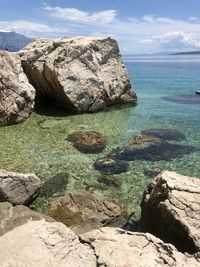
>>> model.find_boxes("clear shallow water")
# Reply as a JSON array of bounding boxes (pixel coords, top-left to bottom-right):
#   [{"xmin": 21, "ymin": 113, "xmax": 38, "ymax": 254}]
[{"xmin": 0, "ymin": 55, "xmax": 200, "ymax": 215}]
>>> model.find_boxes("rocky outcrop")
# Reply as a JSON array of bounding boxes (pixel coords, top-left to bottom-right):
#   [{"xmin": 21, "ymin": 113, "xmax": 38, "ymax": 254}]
[
  {"xmin": 0, "ymin": 51, "xmax": 35, "ymax": 126},
  {"xmin": 140, "ymin": 170, "xmax": 200, "ymax": 254},
  {"xmin": 19, "ymin": 36, "xmax": 136, "ymax": 112},
  {"xmin": 0, "ymin": 170, "xmax": 41, "ymax": 205},
  {"xmin": 0, "ymin": 220, "xmax": 96, "ymax": 267},
  {"xmin": 80, "ymin": 227, "xmax": 200, "ymax": 267},
  {"xmin": 48, "ymin": 190, "xmax": 129, "ymax": 234},
  {"xmin": 0, "ymin": 202, "xmax": 54, "ymax": 236},
  {"xmin": 67, "ymin": 131, "xmax": 107, "ymax": 153}
]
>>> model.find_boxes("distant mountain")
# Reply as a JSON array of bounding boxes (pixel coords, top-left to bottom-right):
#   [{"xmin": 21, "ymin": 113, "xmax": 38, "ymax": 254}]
[
  {"xmin": 0, "ymin": 31, "xmax": 34, "ymax": 52},
  {"xmin": 171, "ymin": 51, "xmax": 200, "ymax": 55}
]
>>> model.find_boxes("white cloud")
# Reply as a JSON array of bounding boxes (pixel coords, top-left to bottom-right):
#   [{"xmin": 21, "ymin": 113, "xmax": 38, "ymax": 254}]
[
  {"xmin": 139, "ymin": 31, "xmax": 200, "ymax": 51},
  {"xmin": 43, "ymin": 4, "xmax": 117, "ymax": 25},
  {"xmin": 0, "ymin": 20, "xmax": 68, "ymax": 37}
]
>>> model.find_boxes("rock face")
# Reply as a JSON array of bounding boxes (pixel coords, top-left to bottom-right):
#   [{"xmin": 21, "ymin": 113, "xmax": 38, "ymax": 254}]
[
  {"xmin": 140, "ymin": 170, "xmax": 200, "ymax": 254},
  {"xmin": 80, "ymin": 227, "xmax": 200, "ymax": 267},
  {"xmin": 48, "ymin": 190, "xmax": 128, "ymax": 234},
  {"xmin": 94, "ymin": 156, "xmax": 129, "ymax": 174},
  {"xmin": 0, "ymin": 51, "xmax": 35, "ymax": 126},
  {"xmin": 0, "ymin": 202, "xmax": 54, "ymax": 236},
  {"xmin": 0, "ymin": 220, "xmax": 96, "ymax": 267},
  {"xmin": 0, "ymin": 170, "xmax": 41, "ymax": 205},
  {"xmin": 19, "ymin": 36, "xmax": 137, "ymax": 112},
  {"xmin": 67, "ymin": 131, "xmax": 107, "ymax": 153}
]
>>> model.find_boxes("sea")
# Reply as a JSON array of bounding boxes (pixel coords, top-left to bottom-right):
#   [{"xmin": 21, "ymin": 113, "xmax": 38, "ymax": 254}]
[{"xmin": 1, "ymin": 55, "xmax": 200, "ymax": 215}]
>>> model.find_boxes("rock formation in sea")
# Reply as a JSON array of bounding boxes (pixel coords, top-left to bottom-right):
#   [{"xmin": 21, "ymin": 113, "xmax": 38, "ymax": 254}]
[
  {"xmin": 19, "ymin": 36, "xmax": 137, "ymax": 112},
  {"xmin": 0, "ymin": 170, "xmax": 41, "ymax": 205},
  {"xmin": 0, "ymin": 51, "xmax": 35, "ymax": 126},
  {"xmin": 140, "ymin": 170, "xmax": 200, "ymax": 254}
]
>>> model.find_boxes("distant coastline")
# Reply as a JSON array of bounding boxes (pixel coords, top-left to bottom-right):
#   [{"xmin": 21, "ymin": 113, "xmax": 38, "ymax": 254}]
[{"xmin": 171, "ymin": 51, "xmax": 200, "ymax": 55}]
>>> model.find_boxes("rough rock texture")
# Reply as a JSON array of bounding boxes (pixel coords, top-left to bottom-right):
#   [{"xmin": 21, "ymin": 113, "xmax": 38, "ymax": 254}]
[
  {"xmin": 48, "ymin": 190, "xmax": 128, "ymax": 234},
  {"xmin": 19, "ymin": 36, "xmax": 137, "ymax": 112},
  {"xmin": 140, "ymin": 170, "xmax": 200, "ymax": 254},
  {"xmin": 80, "ymin": 227, "xmax": 200, "ymax": 267},
  {"xmin": 0, "ymin": 220, "xmax": 96, "ymax": 267},
  {"xmin": 0, "ymin": 170, "xmax": 41, "ymax": 205},
  {"xmin": 0, "ymin": 50, "xmax": 35, "ymax": 126},
  {"xmin": 67, "ymin": 131, "xmax": 107, "ymax": 153},
  {"xmin": 0, "ymin": 202, "xmax": 54, "ymax": 236}
]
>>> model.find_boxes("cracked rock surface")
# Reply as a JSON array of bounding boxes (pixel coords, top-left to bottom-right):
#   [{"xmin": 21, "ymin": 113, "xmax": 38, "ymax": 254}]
[
  {"xmin": 19, "ymin": 36, "xmax": 136, "ymax": 112},
  {"xmin": 0, "ymin": 50, "xmax": 35, "ymax": 126},
  {"xmin": 0, "ymin": 220, "xmax": 96, "ymax": 267},
  {"xmin": 0, "ymin": 202, "xmax": 54, "ymax": 236},
  {"xmin": 140, "ymin": 170, "xmax": 200, "ymax": 254},
  {"xmin": 0, "ymin": 169, "xmax": 41, "ymax": 205},
  {"xmin": 80, "ymin": 227, "xmax": 200, "ymax": 267}
]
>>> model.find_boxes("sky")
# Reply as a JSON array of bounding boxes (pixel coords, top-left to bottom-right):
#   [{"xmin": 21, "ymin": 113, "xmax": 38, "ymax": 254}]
[{"xmin": 0, "ymin": 0, "xmax": 200, "ymax": 54}]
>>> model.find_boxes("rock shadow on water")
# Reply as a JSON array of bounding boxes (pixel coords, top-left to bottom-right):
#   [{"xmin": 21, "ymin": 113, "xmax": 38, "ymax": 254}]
[
  {"xmin": 40, "ymin": 172, "xmax": 69, "ymax": 198},
  {"xmin": 162, "ymin": 94, "xmax": 200, "ymax": 105},
  {"xmin": 109, "ymin": 140, "xmax": 199, "ymax": 162},
  {"xmin": 141, "ymin": 129, "xmax": 185, "ymax": 141}
]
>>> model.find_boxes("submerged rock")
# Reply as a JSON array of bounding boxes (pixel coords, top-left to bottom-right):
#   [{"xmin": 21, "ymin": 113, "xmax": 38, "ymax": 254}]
[
  {"xmin": 141, "ymin": 128, "xmax": 185, "ymax": 141},
  {"xmin": 129, "ymin": 134, "xmax": 159, "ymax": 144},
  {"xmin": 0, "ymin": 170, "xmax": 41, "ymax": 205},
  {"xmin": 162, "ymin": 94, "xmax": 200, "ymax": 104},
  {"xmin": 41, "ymin": 172, "xmax": 69, "ymax": 198},
  {"xmin": 48, "ymin": 190, "xmax": 129, "ymax": 234},
  {"xmin": 0, "ymin": 220, "xmax": 96, "ymax": 267},
  {"xmin": 67, "ymin": 131, "xmax": 107, "ymax": 153},
  {"xmin": 141, "ymin": 171, "xmax": 200, "ymax": 254},
  {"xmin": 110, "ymin": 140, "xmax": 197, "ymax": 162},
  {"xmin": 80, "ymin": 227, "xmax": 200, "ymax": 267},
  {"xmin": 0, "ymin": 51, "xmax": 35, "ymax": 126},
  {"xmin": 0, "ymin": 202, "xmax": 54, "ymax": 236},
  {"xmin": 97, "ymin": 175, "xmax": 121, "ymax": 187},
  {"xmin": 94, "ymin": 157, "xmax": 129, "ymax": 174},
  {"xmin": 19, "ymin": 36, "xmax": 137, "ymax": 112}
]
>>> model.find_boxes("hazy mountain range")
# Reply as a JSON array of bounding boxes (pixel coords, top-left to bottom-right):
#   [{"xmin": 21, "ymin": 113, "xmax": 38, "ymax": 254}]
[{"xmin": 0, "ymin": 31, "xmax": 34, "ymax": 52}]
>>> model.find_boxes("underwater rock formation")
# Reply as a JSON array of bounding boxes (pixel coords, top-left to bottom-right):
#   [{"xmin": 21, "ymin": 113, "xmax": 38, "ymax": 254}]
[
  {"xmin": 141, "ymin": 128, "xmax": 185, "ymax": 141},
  {"xmin": 67, "ymin": 131, "xmax": 107, "ymax": 153}
]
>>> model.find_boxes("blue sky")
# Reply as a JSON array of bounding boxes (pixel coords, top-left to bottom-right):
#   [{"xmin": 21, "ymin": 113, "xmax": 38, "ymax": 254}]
[{"xmin": 0, "ymin": 0, "xmax": 200, "ymax": 53}]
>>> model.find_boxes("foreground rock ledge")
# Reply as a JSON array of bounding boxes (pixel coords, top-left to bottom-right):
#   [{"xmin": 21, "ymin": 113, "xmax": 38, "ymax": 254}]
[
  {"xmin": 0, "ymin": 169, "xmax": 41, "ymax": 205},
  {"xmin": 19, "ymin": 36, "xmax": 137, "ymax": 112},
  {"xmin": 80, "ymin": 227, "xmax": 200, "ymax": 267},
  {"xmin": 0, "ymin": 51, "xmax": 35, "ymax": 126},
  {"xmin": 141, "ymin": 170, "xmax": 200, "ymax": 254},
  {"xmin": 0, "ymin": 220, "xmax": 96, "ymax": 267}
]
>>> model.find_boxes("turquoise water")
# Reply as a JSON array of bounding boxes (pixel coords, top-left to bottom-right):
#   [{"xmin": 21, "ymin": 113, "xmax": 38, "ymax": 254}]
[{"xmin": 0, "ymin": 55, "xmax": 200, "ymax": 215}]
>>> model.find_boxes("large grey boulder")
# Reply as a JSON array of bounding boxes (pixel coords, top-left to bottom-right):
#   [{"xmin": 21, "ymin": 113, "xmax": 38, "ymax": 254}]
[
  {"xmin": 48, "ymin": 190, "xmax": 129, "ymax": 234},
  {"xmin": 0, "ymin": 50, "xmax": 35, "ymax": 126},
  {"xmin": 140, "ymin": 170, "xmax": 200, "ymax": 254},
  {"xmin": 0, "ymin": 170, "xmax": 41, "ymax": 205},
  {"xmin": 19, "ymin": 36, "xmax": 136, "ymax": 112},
  {"xmin": 80, "ymin": 227, "xmax": 200, "ymax": 267},
  {"xmin": 0, "ymin": 202, "xmax": 54, "ymax": 236},
  {"xmin": 0, "ymin": 220, "xmax": 96, "ymax": 267}
]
